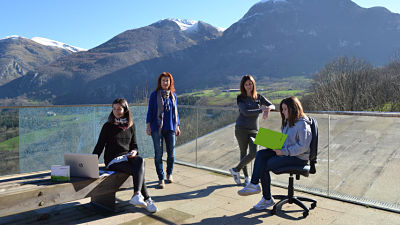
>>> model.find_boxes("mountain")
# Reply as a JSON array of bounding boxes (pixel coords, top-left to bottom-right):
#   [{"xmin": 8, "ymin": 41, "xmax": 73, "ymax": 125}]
[
  {"xmin": 77, "ymin": 0, "xmax": 400, "ymax": 103},
  {"xmin": 0, "ymin": 19, "xmax": 223, "ymax": 104},
  {"xmin": 1, "ymin": 0, "xmax": 400, "ymax": 105},
  {"xmin": 0, "ymin": 36, "xmax": 80, "ymax": 86}
]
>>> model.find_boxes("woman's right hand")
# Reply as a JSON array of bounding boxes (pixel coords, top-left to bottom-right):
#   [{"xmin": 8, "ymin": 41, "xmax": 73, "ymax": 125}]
[
  {"xmin": 262, "ymin": 107, "xmax": 271, "ymax": 119},
  {"xmin": 146, "ymin": 123, "xmax": 151, "ymax": 136}
]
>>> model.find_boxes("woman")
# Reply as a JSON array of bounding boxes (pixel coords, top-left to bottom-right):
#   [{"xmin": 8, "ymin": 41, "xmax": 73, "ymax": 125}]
[
  {"xmin": 237, "ymin": 96, "xmax": 312, "ymax": 210},
  {"xmin": 93, "ymin": 98, "xmax": 157, "ymax": 213},
  {"xmin": 229, "ymin": 75, "xmax": 275, "ymax": 185},
  {"xmin": 146, "ymin": 72, "xmax": 181, "ymax": 189}
]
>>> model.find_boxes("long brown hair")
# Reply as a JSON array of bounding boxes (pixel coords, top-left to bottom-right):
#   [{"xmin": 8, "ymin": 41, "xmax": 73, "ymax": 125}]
[
  {"xmin": 280, "ymin": 96, "xmax": 306, "ymax": 128},
  {"xmin": 156, "ymin": 72, "xmax": 176, "ymax": 93},
  {"xmin": 239, "ymin": 75, "xmax": 257, "ymax": 100},
  {"xmin": 108, "ymin": 98, "xmax": 134, "ymax": 128}
]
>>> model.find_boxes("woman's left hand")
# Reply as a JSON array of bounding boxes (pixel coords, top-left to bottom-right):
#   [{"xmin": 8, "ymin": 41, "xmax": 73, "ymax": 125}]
[
  {"xmin": 176, "ymin": 126, "xmax": 181, "ymax": 136},
  {"xmin": 272, "ymin": 149, "xmax": 283, "ymax": 156},
  {"xmin": 127, "ymin": 150, "xmax": 138, "ymax": 158}
]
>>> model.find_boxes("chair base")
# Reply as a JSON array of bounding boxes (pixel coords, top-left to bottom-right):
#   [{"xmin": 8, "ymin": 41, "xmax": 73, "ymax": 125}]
[{"xmin": 271, "ymin": 194, "xmax": 317, "ymax": 218}]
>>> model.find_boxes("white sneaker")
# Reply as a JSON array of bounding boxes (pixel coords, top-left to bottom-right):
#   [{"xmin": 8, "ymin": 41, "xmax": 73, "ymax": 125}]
[
  {"xmin": 129, "ymin": 193, "xmax": 147, "ymax": 208},
  {"xmin": 238, "ymin": 183, "xmax": 261, "ymax": 196},
  {"xmin": 253, "ymin": 196, "xmax": 275, "ymax": 210},
  {"xmin": 229, "ymin": 168, "xmax": 241, "ymax": 185},
  {"xmin": 244, "ymin": 176, "xmax": 251, "ymax": 185},
  {"xmin": 145, "ymin": 197, "xmax": 158, "ymax": 213}
]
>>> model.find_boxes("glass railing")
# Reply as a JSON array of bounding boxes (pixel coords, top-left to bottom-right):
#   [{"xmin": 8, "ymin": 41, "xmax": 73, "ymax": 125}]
[{"xmin": 0, "ymin": 105, "xmax": 399, "ymax": 213}]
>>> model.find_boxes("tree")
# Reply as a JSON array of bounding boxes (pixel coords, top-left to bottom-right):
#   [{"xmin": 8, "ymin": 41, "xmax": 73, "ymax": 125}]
[{"xmin": 304, "ymin": 56, "xmax": 400, "ymax": 112}]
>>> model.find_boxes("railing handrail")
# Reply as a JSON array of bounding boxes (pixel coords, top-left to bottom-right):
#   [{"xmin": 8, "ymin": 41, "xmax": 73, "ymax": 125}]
[
  {"xmin": 308, "ymin": 110, "xmax": 400, "ymax": 117},
  {"xmin": 2, "ymin": 104, "xmax": 400, "ymax": 117}
]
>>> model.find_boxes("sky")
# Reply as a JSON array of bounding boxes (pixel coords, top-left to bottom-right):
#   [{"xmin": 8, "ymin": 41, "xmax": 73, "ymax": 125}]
[{"xmin": 1, "ymin": 0, "xmax": 400, "ymax": 50}]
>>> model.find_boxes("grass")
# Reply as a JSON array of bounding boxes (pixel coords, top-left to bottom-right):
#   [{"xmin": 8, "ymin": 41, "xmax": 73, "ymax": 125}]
[
  {"xmin": 179, "ymin": 76, "xmax": 312, "ymax": 106},
  {"xmin": 0, "ymin": 136, "xmax": 19, "ymax": 151}
]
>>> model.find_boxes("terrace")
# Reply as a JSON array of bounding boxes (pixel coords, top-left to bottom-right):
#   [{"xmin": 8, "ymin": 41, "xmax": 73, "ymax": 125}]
[{"xmin": 0, "ymin": 105, "xmax": 399, "ymax": 224}]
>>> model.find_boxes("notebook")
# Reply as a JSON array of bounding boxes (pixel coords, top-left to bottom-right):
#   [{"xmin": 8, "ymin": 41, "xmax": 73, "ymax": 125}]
[
  {"xmin": 64, "ymin": 153, "xmax": 99, "ymax": 178},
  {"xmin": 254, "ymin": 127, "xmax": 288, "ymax": 150}
]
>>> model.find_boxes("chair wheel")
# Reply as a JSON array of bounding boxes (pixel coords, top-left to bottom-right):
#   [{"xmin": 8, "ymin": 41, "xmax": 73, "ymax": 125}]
[
  {"xmin": 303, "ymin": 211, "xmax": 309, "ymax": 218},
  {"xmin": 311, "ymin": 202, "xmax": 317, "ymax": 209}
]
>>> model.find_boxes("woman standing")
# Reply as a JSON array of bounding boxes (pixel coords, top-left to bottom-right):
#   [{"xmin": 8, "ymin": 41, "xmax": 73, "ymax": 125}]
[
  {"xmin": 229, "ymin": 75, "xmax": 275, "ymax": 185},
  {"xmin": 93, "ymin": 98, "xmax": 157, "ymax": 213},
  {"xmin": 237, "ymin": 96, "xmax": 312, "ymax": 210},
  {"xmin": 146, "ymin": 72, "xmax": 181, "ymax": 189}
]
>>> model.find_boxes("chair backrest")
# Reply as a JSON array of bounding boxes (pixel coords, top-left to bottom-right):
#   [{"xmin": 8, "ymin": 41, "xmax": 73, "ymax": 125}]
[{"xmin": 308, "ymin": 116, "xmax": 318, "ymax": 174}]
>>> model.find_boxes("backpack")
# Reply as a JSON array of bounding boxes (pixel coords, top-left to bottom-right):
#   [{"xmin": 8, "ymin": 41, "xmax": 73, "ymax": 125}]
[{"xmin": 308, "ymin": 116, "xmax": 318, "ymax": 174}]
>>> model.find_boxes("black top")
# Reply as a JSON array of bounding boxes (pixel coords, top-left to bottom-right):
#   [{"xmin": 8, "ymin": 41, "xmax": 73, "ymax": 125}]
[
  {"xmin": 235, "ymin": 94, "xmax": 273, "ymax": 131},
  {"xmin": 92, "ymin": 122, "xmax": 138, "ymax": 166}
]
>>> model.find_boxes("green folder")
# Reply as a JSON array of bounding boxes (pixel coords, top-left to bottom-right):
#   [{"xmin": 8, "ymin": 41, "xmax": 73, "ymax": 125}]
[{"xmin": 254, "ymin": 127, "xmax": 287, "ymax": 149}]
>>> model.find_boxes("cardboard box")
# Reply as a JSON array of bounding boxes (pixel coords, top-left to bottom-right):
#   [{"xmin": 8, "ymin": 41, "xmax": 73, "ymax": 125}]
[{"xmin": 51, "ymin": 165, "xmax": 70, "ymax": 182}]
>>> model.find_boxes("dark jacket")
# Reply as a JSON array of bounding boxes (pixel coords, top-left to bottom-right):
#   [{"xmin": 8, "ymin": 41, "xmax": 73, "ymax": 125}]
[{"xmin": 92, "ymin": 122, "xmax": 138, "ymax": 166}]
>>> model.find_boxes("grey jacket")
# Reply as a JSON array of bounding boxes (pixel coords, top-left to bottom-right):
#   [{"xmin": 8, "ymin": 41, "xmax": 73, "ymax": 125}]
[{"xmin": 280, "ymin": 117, "xmax": 312, "ymax": 161}]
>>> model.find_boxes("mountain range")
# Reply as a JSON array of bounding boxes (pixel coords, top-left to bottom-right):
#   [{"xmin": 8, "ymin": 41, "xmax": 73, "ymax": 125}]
[
  {"xmin": 1, "ymin": 0, "xmax": 400, "ymax": 105},
  {"xmin": 0, "ymin": 36, "xmax": 84, "ymax": 86}
]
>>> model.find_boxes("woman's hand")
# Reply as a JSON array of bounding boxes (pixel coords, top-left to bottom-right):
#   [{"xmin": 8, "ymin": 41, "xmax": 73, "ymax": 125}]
[
  {"xmin": 146, "ymin": 123, "xmax": 151, "ymax": 136},
  {"xmin": 262, "ymin": 107, "xmax": 271, "ymax": 119},
  {"xmin": 127, "ymin": 150, "xmax": 138, "ymax": 158},
  {"xmin": 176, "ymin": 126, "xmax": 181, "ymax": 136},
  {"xmin": 272, "ymin": 149, "xmax": 283, "ymax": 156}
]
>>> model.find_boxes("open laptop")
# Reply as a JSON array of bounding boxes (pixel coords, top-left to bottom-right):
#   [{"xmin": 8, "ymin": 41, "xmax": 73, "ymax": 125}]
[{"xmin": 64, "ymin": 153, "xmax": 99, "ymax": 178}]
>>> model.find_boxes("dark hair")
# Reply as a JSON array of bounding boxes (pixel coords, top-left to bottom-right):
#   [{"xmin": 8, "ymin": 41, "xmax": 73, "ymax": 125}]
[
  {"xmin": 156, "ymin": 72, "xmax": 176, "ymax": 93},
  {"xmin": 239, "ymin": 75, "xmax": 257, "ymax": 100},
  {"xmin": 280, "ymin": 96, "xmax": 306, "ymax": 128},
  {"xmin": 108, "ymin": 98, "xmax": 134, "ymax": 127}
]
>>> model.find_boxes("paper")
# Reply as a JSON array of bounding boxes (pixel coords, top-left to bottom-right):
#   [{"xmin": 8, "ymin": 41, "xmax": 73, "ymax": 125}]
[
  {"xmin": 51, "ymin": 165, "xmax": 70, "ymax": 181},
  {"xmin": 254, "ymin": 127, "xmax": 287, "ymax": 150},
  {"xmin": 99, "ymin": 170, "xmax": 115, "ymax": 177}
]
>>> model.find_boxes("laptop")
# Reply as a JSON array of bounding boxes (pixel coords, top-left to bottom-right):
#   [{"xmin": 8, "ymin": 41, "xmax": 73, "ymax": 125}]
[{"xmin": 64, "ymin": 153, "xmax": 99, "ymax": 178}]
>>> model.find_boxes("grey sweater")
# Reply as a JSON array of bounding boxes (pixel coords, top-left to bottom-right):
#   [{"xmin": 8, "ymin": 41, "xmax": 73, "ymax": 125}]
[
  {"xmin": 280, "ymin": 117, "xmax": 312, "ymax": 161},
  {"xmin": 235, "ymin": 94, "xmax": 275, "ymax": 131}
]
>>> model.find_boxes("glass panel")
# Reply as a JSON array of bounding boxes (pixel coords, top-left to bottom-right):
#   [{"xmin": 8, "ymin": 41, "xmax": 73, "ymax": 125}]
[
  {"xmin": 174, "ymin": 106, "xmax": 201, "ymax": 165},
  {"xmin": 19, "ymin": 106, "xmax": 96, "ymax": 173},
  {"xmin": 0, "ymin": 108, "xmax": 19, "ymax": 176},
  {"xmin": 131, "ymin": 106, "xmax": 153, "ymax": 158},
  {"xmin": 329, "ymin": 114, "xmax": 400, "ymax": 206},
  {"xmin": 180, "ymin": 107, "xmax": 238, "ymax": 170}
]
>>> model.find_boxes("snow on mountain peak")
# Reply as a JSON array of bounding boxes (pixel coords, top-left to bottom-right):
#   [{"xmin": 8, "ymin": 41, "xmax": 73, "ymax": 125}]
[
  {"xmin": 0, "ymin": 35, "xmax": 24, "ymax": 40},
  {"xmin": 166, "ymin": 18, "xmax": 226, "ymax": 33},
  {"xmin": 31, "ymin": 37, "xmax": 87, "ymax": 52},
  {"xmin": 167, "ymin": 18, "xmax": 198, "ymax": 31}
]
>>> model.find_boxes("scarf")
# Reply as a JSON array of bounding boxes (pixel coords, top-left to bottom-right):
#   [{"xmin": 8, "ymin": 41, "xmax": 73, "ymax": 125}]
[
  {"xmin": 114, "ymin": 117, "xmax": 129, "ymax": 130},
  {"xmin": 157, "ymin": 89, "xmax": 178, "ymax": 134}
]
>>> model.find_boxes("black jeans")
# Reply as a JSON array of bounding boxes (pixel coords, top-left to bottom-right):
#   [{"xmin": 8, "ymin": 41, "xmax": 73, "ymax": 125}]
[
  {"xmin": 108, "ymin": 156, "xmax": 149, "ymax": 200},
  {"xmin": 234, "ymin": 128, "xmax": 258, "ymax": 177}
]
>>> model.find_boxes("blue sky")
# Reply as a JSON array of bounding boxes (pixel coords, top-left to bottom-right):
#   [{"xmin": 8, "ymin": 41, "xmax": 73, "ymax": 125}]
[{"xmin": 1, "ymin": 0, "xmax": 399, "ymax": 50}]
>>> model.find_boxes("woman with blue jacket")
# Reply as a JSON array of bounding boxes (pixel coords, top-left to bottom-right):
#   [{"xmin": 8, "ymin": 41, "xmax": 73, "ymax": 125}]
[
  {"xmin": 237, "ymin": 96, "xmax": 312, "ymax": 210},
  {"xmin": 146, "ymin": 72, "xmax": 181, "ymax": 189}
]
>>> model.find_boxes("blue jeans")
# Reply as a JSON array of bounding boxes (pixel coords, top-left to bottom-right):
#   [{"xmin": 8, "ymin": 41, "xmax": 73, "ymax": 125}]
[
  {"xmin": 251, "ymin": 149, "xmax": 307, "ymax": 199},
  {"xmin": 151, "ymin": 130, "xmax": 176, "ymax": 181}
]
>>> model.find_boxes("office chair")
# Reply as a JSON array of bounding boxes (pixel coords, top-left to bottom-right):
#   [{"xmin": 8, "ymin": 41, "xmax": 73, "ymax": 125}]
[{"xmin": 271, "ymin": 116, "xmax": 318, "ymax": 218}]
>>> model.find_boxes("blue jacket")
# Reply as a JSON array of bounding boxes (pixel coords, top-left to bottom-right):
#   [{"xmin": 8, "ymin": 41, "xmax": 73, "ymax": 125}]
[
  {"xmin": 280, "ymin": 117, "xmax": 312, "ymax": 161},
  {"xmin": 146, "ymin": 91, "xmax": 180, "ymax": 133}
]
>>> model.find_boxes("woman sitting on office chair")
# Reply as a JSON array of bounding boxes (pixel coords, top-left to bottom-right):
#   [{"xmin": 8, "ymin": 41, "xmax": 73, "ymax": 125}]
[
  {"xmin": 237, "ymin": 96, "xmax": 312, "ymax": 210},
  {"xmin": 93, "ymin": 98, "xmax": 157, "ymax": 213}
]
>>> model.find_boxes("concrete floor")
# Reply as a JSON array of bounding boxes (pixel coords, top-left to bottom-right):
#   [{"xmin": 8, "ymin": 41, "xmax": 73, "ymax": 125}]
[{"xmin": 2, "ymin": 159, "xmax": 399, "ymax": 225}]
